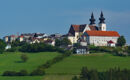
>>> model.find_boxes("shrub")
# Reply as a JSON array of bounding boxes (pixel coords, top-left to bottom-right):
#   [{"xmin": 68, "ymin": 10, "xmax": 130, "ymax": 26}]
[
  {"xmin": 21, "ymin": 54, "xmax": 28, "ymax": 62},
  {"xmin": 6, "ymin": 47, "xmax": 16, "ymax": 52},
  {"xmin": 3, "ymin": 71, "xmax": 17, "ymax": 76},
  {"xmin": 18, "ymin": 70, "xmax": 28, "ymax": 76},
  {"xmin": 30, "ymin": 68, "xmax": 45, "ymax": 76}
]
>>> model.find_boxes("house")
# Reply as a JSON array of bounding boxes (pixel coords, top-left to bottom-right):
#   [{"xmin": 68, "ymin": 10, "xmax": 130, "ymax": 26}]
[
  {"xmin": 29, "ymin": 38, "xmax": 40, "ymax": 44},
  {"xmin": 18, "ymin": 35, "xmax": 24, "ymax": 42},
  {"xmin": 3, "ymin": 36, "xmax": 9, "ymax": 42},
  {"xmin": 107, "ymin": 40, "xmax": 116, "ymax": 47},
  {"xmin": 5, "ymin": 44, "xmax": 11, "ymax": 50},
  {"xmin": 44, "ymin": 39, "xmax": 55, "ymax": 46},
  {"xmin": 76, "ymin": 46, "xmax": 89, "ymax": 54}
]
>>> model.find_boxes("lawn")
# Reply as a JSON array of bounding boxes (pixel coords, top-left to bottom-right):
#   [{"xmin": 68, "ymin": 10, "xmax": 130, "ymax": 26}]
[
  {"xmin": 0, "ymin": 52, "xmax": 60, "ymax": 80},
  {"xmin": 1, "ymin": 52, "xmax": 130, "ymax": 80},
  {"xmin": 46, "ymin": 53, "xmax": 130, "ymax": 75},
  {"xmin": 0, "ymin": 76, "xmax": 43, "ymax": 80}
]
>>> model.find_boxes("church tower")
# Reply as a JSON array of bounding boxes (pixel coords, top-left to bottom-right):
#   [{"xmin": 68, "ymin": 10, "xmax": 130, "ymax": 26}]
[
  {"xmin": 89, "ymin": 12, "xmax": 96, "ymax": 26},
  {"xmin": 98, "ymin": 11, "xmax": 106, "ymax": 31}
]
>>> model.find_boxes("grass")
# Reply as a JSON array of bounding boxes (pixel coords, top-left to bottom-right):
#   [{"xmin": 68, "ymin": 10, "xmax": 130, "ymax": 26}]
[
  {"xmin": 43, "ymin": 75, "xmax": 75, "ymax": 80},
  {"xmin": 46, "ymin": 53, "xmax": 130, "ymax": 75},
  {"xmin": 0, "ymin": 52, "xmax": 60, "ymax": 80},
  {"xmin": 1, "ymin": 52, "xmax": 130, "ymax": 80},
  {"xmin": 0, "ymin": 76, "xmax": 43, "ymax": 80}
]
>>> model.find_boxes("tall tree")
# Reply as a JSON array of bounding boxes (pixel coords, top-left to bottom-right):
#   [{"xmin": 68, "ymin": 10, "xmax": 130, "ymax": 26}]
[
  {"xmin": 117, "ymin": 36, "xmax": 126, "ymax": 47},
  {"xmin": 0, "ymin": 39, "xmax": 6, "ymax": 53}
]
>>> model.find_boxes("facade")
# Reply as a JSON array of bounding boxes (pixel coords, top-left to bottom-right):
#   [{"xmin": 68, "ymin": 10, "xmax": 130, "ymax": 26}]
[
  {"xmin": 83, "ymin": 31, "xmax": 120, "ymax": 46},
  {"xmin": 68, "ymin": 12, "xmax": 120, "ymax": 47},
  {"xmin": 76, "ymin": 46, "xmax": 89, "ymax": 54}
]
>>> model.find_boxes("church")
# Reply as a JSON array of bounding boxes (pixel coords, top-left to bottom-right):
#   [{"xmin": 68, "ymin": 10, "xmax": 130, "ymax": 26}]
[{"xmin": 67, "ymin": 12, "xmax": 120, "ymax": 47}]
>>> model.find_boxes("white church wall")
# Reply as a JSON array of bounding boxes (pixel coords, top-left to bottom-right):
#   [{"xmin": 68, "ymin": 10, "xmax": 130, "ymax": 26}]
[{"xmin": 87, "ymin": 36, "xmax": 119, "ymax": 46}]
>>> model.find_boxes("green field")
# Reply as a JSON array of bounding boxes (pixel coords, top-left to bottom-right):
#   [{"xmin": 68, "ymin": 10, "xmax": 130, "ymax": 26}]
[
  {"xmin": 1, "ymin": 52, "xmax": 130, "ymax": 80},
  {"xmin": 44, "ymin": 53, "xmax": 130, "ymax": 80},
  {"xmin": 0, "ymin": 52, "xmax": 60, "ymax": 80}
]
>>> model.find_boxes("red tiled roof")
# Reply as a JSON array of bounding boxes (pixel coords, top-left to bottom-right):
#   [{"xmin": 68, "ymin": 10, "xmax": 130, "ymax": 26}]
[
  {"xmin": 85, "ymin": 31, "xmax": 120, "ymax": 37},
  {"xmin": 108, "ymin": 40, "xmax": 114, "ymax": 43},
  {"xmin": 72, "ymin": 25, "xmax": 81, "ymax": 32}
]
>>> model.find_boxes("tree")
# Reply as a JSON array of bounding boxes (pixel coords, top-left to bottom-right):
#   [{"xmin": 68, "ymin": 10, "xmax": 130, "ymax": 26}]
[
  {"xmin": 0, "ymin": 39, "xmax": 6, "ymax": 53},
  {"xmin": 72, "ymin": 76, "xmax": 79, "ymax": 80},
  {"xmin": 55, "ymin": 38, "xmax": 71, "ymax": 47},
  {"xmin": 62, "ymin": 38, "xmax": 71, "ymax": 46},
  {"xmin": 21, "ymin": 54, "xmax": 28, "ymax": 62},
  {"xmin": 117, "ymin": 36, "xmax": 126, "ymax": 47}
]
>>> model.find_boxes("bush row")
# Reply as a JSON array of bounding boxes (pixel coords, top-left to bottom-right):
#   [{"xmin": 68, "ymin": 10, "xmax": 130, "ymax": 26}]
[
  {"xmin": 3, "ymin": 68, "xmax": 45, "ymax": 76},
  {"xmin": 72, "ymin": 67, "xmax": 130, "ymax": 80}
]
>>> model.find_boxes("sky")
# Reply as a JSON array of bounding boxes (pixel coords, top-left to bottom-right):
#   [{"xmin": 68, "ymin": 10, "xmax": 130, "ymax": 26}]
[{"xmin": 0, "ymin": 0, "xmax": 130, "ymax": 44}]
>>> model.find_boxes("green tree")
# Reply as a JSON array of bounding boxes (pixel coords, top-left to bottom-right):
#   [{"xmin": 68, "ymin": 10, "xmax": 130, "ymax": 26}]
[
  {"xmin": 117, "ymin": 36, "xmax": 126, "ymax": 47},
  {"xmin": 55, "ymin": 38, "xmax": 71, "ymax": 47},
  {"xmin": 62, "ymin": 38, "xmax": 71, "ymax": 46},
  {"xmin": 0, "ymin": 39, "xmax": 6, "ymax": 53},
  {"xmin": 21, "ymin": 54, "xmax": 28, "ymax": 62},
  {"xmin": 72, "ymin": 76, "xmax": 79, "ymax": 80},
  {"xmin": 55, "ymin": 39, "xmax": 62, "ymax": 47}
]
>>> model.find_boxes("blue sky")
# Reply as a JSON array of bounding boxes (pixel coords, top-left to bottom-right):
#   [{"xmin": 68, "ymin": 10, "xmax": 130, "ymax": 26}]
[{"xmin": 0, "ymin": 0, "xmax": 130, "ymax": 44}]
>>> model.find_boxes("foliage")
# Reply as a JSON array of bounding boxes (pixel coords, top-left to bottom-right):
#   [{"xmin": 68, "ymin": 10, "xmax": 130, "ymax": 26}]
[
  {"xmin": 30, "ymin": 68, "xmax": 45, "ymax": 76},
  {"xmin": 72, "ymin": 76, "xmax": 79, "ymax": 80},
  {"xmin": 3, "ymin": 70, "xmax": 28, "ymax": 76},
  {"xmin": 55, "ymin": 38, "xmax": 71, "ymax": 47},
  {"xmin": 117, "ymin": 36, "xmax": 126, "ymax": 47},
  {"xmin": 6, "ymin": 47, "xmax": 16, "ymax": 52},
  {"xmin": 0, "ymin": 39, "xmax": 6, "ymax": 53},
  {"xmin": 73, "ymin": 67, "xmax": 130, "ymax": 80},
  {"xmin": 21, "ymin": 54, "xmax": 28, "ymax": 62}
]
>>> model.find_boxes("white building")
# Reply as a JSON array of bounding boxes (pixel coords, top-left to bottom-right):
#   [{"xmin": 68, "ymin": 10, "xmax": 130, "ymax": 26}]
[
  {"xmin": 67, "ymin": 12, "xmax": 120, "ymax": 47},
  {"xmin": 83, "ymin": 31, "xmax": 120, "ymax": 46}
]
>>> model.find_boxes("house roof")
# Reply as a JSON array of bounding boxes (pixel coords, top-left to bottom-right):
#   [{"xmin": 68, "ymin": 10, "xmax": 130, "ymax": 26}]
[
  {"xmin": 68, "ymin": 24, "xmax": 99, "ymax": 36},
  {"xmin": 85, "ymin": 31, "xmax": 120, "ymax": 37},
  {"xmin": 89, "ymin": 25, "xmax": 99, "ymax": 30},
  {"xmin": 108, "ymin": 40, "xmax": 114, "ymax": 43},
  {"xmin": 68, "ymin": 24, "xmax": 86, "ymax": 36},
  {"xmin": 71, "ymin": 24, "xmax": 86, "ymax": 32}
]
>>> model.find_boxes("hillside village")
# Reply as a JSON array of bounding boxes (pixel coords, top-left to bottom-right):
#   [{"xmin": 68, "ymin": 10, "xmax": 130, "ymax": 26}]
[{"xmin": 3, "ymin": 12, "xmax": 121, "ymax": 54}]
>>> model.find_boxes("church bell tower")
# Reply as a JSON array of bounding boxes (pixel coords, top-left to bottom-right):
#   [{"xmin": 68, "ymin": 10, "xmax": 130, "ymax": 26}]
[
  {"xmin": 98, "ymin": 11, "xmax": 106, "ymax": 31},
  {"xmin": 89, "ymin": 12, "xmax": 96, "ymax": 26}
]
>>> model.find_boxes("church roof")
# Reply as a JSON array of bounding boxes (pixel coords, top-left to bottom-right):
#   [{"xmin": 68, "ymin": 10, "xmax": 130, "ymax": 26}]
[
  {"xmin": 85, "ymin": 31, "xmax": 120, "ymax": 37},
  {"xmin": 68, "ymin": 24, "xmax": 86, "ymax": 36},
  {"xmin": 89, "ymin": 25, "xmax": 99, "ymax": 30},
  {"xmin": 71, "ymin": 24, "xmax": 86, "ymax": 32},
  {"xmin": 68, "ymin": 24, "xmax": 99, "ymax": 36}
]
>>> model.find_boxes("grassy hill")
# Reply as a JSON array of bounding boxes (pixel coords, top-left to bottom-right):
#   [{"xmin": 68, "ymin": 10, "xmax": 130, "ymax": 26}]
[
  {"xmin": 44, "ymin": 53, "xmax": 130, "ymax": 80},
  {"xmin": 1, "ymin": 52, "xmax": 130, "ymax": 80},
  {"xmin": 0, "ymin": 52, "xmax": 60, "ymax": 80}
]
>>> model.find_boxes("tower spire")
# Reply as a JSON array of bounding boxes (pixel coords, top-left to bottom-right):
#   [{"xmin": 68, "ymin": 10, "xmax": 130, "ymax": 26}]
[
  {"xmin": 89, "ymin": 12, "xmax": 96, "ymax": 25},
  {"xmin": 99, "ymin": 11, "xmax": 105, "ymax": 23}
]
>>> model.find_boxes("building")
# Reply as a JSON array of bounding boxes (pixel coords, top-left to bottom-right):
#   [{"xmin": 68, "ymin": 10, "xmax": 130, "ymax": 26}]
[
  {"xmin": 68, "ymin": 12, "xmax": 120, "ymax": 46},
  {"xmin": 67, "ymin": 12, "xmax": 101, "ymax": 44},
  {"xmin": 76, "ymin": 46, "xmax": 89, "ymax": 54},
  {"xmin": 83, "ymin": 31, "xmax": 120, "ymax": 46}
]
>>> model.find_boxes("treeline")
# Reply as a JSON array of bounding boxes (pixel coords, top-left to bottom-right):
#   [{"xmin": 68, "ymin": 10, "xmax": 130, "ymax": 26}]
[
  {"xmin": 6, "ymin": 40, "xmax": 69, "ymax": 54},
  {"xmin": 89, "ymin": 45, "xmax": 130, "ymax": 56},
  {"xmin": 72, "ymin": 67, "xmax": 130, "ymax": 80},
  {"xmin": 19, "ymin": 42, "xmax": 65, "ymax": 53}
]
